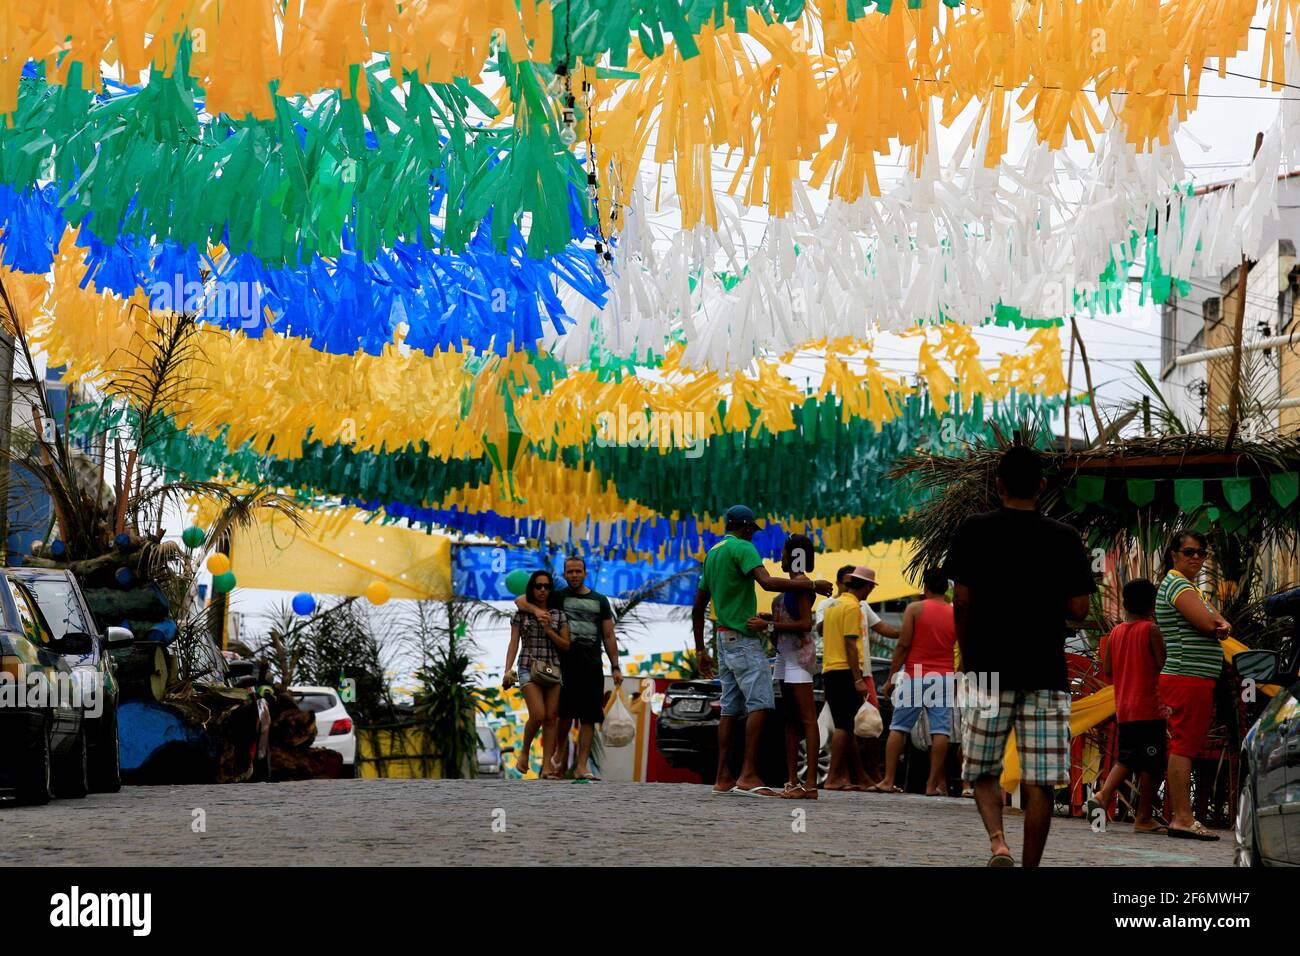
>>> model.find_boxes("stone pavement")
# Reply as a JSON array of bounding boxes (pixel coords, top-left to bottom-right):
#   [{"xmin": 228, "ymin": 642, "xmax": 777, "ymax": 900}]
[{"xmin": 0, "ymin": 780, "xmax": 1230, "ymax": 866}]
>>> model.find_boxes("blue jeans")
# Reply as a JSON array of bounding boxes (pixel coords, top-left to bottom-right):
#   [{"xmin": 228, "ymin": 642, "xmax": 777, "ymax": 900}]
[{"xmin": 717, "ymin": 629, "xmax": 775, "ymax": 716}]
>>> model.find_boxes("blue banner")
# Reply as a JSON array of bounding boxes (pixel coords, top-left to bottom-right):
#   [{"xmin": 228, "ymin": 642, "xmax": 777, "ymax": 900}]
[{"xmin": 452, "ymin": 544, "xmax": 699, "ymax": 605}]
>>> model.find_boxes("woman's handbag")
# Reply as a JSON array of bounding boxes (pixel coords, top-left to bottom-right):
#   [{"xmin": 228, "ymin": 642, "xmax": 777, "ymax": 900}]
[
  {"xmin": 794, "ymin": 634, "xmax": 817, "ymax": 673},
  {"xmin": 530, "ymin": 660, "xmax": 562, "ymax": 687}
]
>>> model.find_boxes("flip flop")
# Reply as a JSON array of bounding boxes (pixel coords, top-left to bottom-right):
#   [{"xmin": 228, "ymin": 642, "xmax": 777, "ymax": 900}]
[
  {"xmin": 866, "ymin": 784, "xmax": 903, "ymax": 794},
  {"xmin": 823, "ymin": 784, "xmax": 866, "ymax": 792},
  {"xmin": 987, "ymin": 830, "xmax": 1015, "ymax": 866},
  {"xmin": 961, "ymin": 789, "xmax": 976, "ymax": 799},
  {"xmin": 734, "ymin": 785, "xmax": 778, "ymax": 797},
  {"xmin": 711, "ymin": 786, "xmax": 739, "ymax": 796},
  {"xmin": 1085, "ymin": 797, "xmax": 1105, "ymax": 824},
  {"xmin": 1168, "ymin": 822, "xmax": 1221, "ymax": 841},
  {"xmin": 1133, "ymin": 823, "xmax": 1168, "ymax": 835},
  {"xmin": 779, "ymin": 785, "xmax": 819, "ymax": 800}
]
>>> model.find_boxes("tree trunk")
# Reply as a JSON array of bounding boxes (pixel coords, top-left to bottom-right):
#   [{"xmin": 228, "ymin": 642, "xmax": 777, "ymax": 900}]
[{"xmin": 113, "ymin": 645, "xmax": 169, "ymax": 702}]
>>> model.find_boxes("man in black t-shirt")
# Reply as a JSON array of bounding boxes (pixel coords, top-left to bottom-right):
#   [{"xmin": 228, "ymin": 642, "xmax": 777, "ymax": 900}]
[
  {"xmin": 516, "ymin": 556, "xmax": 620, "ymax": 779},
  {"xmin": 945, "ymin": 445, "xmax": 1096, "ymax": 867}
]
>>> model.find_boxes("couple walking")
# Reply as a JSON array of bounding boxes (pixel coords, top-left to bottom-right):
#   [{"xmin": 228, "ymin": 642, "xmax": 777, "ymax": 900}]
[{"xmin": 501, "ymin": 557, "xmax": 622, "ymax": 779}]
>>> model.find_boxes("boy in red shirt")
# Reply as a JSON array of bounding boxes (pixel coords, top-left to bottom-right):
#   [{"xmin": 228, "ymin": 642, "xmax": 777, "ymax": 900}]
[{"xmin": 1087, "ymin": 579, "xmax": 1167, "ymax": 833}]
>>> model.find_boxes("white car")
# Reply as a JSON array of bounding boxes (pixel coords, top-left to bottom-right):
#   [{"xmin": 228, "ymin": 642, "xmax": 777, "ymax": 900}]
[{"xmin": 290, "ymin": 686, "xmax": 356, "ymax": 773}]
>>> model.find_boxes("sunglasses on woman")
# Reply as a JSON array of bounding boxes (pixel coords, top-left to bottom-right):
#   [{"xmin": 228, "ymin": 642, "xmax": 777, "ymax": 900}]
[
  {"xmin": 534, "ymin": 582, "xmax": 552, "ymax": 591},
  {"xmin": 1179, "ymin": 547, "xmax": 1209, "ymax": 559}
]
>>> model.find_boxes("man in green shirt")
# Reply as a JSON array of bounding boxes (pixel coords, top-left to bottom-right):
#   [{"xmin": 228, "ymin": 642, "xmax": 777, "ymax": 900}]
[{"xmin": 692, "ymin": 505, "xmax": 832, "ymax": 795}]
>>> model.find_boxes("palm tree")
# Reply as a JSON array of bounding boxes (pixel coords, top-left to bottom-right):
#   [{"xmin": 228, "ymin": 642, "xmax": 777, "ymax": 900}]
[{"xmin": 406, "ymin": 598, "xmax": 504, "ymax": 778}]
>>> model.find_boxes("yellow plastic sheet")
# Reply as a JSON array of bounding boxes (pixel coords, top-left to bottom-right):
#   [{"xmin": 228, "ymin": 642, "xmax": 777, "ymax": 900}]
[{"xmin": 230, "ymin": 508, "xmax": 452, "ymax": 600}]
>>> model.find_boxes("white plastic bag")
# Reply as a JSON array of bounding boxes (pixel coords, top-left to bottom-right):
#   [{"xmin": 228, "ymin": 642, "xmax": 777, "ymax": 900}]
[
  {"xmin": 910, "ymin": 706, "xmax": 931, "ymax": 750},
  {"xmin": 853, "ymin": 700, "xmax": 883, "ymax": 739},
  {"xmin": 603, "ymin": 688, "xmax": 636, "ymax": 748}
]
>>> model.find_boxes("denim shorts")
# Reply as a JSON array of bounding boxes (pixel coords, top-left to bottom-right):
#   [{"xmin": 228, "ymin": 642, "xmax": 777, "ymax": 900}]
[
  {"xmin": 518, "ymin": 665, "xmax": 532, "ymax": 686},
  {"xmin": 888, "ymin": 673, "xmax": 954, "ymax": 737},
  {"xmin": 717, "ymin": 629, "xmax": 775, "ymax": 716}
]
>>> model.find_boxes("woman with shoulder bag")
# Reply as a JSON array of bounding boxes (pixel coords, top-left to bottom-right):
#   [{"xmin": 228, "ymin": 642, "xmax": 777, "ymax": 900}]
[
  {"xmin": 503, "ymin": 570, "xmax": 571, "ymax": 778},
  {"xmin": 750, "ymin": 534, "xmax": 819, "ymax": 800}
]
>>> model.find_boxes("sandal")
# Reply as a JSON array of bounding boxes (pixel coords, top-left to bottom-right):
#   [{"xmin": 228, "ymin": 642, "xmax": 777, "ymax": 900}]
[
  {"xmin": 987, "ymin": 830, "xmax": 1015, "ymax": 867},
  {"xmin": 867, "ymin": 784, "xmax": 904, "ymax": 794},
  {"xmin": 1167, "ymin": 821, "xmax": 1220, "ymax": 841},
  {"xmin": 780, "ymin": 784, "xmax": 819, "ymax": 800},
  {"xmin": 1133, "ymin": 822, "xmax": 1168, "ymax": 835}
]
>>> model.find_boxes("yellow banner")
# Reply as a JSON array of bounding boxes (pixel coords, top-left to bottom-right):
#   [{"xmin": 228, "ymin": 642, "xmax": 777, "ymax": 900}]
[
  {"xmin": 230, "ymin": 510, "xmax": 452, "ymax": 600},
  {"xmin": 758, "ymin": 538, "xmax": 920, "ymax": 612}
]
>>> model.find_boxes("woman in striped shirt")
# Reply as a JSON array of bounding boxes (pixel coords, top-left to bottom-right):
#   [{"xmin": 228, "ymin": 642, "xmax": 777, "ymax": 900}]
[{"xmin": 1155, "ymin": 530, "xmax": 1231, "ymax": 841}]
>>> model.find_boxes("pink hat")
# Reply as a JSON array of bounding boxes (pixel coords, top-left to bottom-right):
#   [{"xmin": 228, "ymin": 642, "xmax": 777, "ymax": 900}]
[{"xmin": 848, "ymin": 566, "xmax": 878, "ymax": 585}]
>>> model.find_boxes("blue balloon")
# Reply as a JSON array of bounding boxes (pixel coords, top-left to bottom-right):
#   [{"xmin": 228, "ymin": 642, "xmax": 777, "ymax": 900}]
[
  {"xmin": 115, "ymin": 567, "xmax": 133, "ymax": 586},
  {"xmin": 114, "ymin": 533, "xmax": 131, "ymax": 549},
  {"xmin": 292, "ymin": 593, "xmax": 317, "ymax": 616},
  {"xmin": 50, "ymin": 539, "xmax": 66, "ymax": 557}
]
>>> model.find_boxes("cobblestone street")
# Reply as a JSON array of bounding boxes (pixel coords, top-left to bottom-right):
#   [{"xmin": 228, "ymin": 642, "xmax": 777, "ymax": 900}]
[{"xmin": 0, "ymin": 780, "xmax": 1231, "ymax": 866}]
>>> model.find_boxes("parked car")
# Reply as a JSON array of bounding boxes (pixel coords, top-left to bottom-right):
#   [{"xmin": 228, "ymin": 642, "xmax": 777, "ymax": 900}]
[
  {"xmin": 290, "ymin": 686, "xmax": 356, "ymax": 774},
  {"xmin": 656, "ymin": 655, "xmax": 894, "ymax": 786},
  {"xmin": 476, "ymin": 720, "xmax": 503, "ymax": 778},
  {"xmin": 8, "ymin": 568, "xmax": 133, "ymax": 793},
  {"xmin": 0, "ymin": 571, "xmax": 122, "ymax": 803},
  {"xmin": 1233, "ymin": 586, "xmax": 1300, "ymax": 866}
]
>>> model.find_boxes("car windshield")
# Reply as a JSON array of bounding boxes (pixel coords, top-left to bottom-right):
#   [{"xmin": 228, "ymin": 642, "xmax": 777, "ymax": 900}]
[
  {"xmin": 477, "ymin": 726, "xmax": 496, "ymax": 750},
  {"xmin": 295, "ymin": 692, "xmax": 337, "ymax": 713},
  {"xmin": 18, "ymin": 576, "xmax": 90, "ymax": 641}
]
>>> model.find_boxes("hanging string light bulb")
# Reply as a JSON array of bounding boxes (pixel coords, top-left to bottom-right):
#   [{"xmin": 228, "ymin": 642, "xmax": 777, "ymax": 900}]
[
  {"xmin": 560, "ymin": 91, "xmax": 578, "ymax": 146},
  {"xmin": 581, "ymin": 62, "xmax": 616, "ymax": 277},
  {"xmin": 547, "ymin": 60, "xmax": 568, "ymax": 97}
]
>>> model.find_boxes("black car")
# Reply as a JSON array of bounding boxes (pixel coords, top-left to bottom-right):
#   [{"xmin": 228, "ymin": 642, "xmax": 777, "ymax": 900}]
[
  {"xmin": 1233, "ymin": 587, "xmax": 1300, "ymax": 866},
  {"xmin": 0, "ymin": 571, "xmax": 121, "ymax": 803},
  {"xmin": 656, "ymin": 656, "xmax": 895, "ymax": 786},
  {"xmin": 9, "ymin": 568, "xmax": 134, "ymax": 794}
]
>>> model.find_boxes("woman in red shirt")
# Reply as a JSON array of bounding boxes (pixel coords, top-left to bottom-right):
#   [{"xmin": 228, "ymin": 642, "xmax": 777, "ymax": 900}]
[{"xmin": 877, "ymin": 569, "xmax": 957, "ymax": 796}]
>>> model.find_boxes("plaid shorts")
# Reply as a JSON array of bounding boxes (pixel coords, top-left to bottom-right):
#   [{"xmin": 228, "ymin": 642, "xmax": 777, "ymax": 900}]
[{"xmin": 961, "ymin": 689, "xmax": 1072, "ymax": 786}]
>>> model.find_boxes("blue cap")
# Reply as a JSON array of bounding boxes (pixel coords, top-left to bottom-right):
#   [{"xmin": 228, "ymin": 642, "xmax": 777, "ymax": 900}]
[{"xmin": 724, "ymin": 505, "xmax": 761, "ymax": 529}]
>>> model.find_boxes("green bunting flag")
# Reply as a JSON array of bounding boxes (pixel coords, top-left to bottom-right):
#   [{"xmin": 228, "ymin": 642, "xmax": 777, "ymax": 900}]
[
  {"xmin": 1074, "ymin": 476, "xmax": 1106, "ymax": 504},
  {"xmin": 1173, "ymin": 478, "xmax": 1203, "ymax": 514},
  {"xmin": 1221, "ymin": 476, "xmax": 1252, "ymax": 512},
  {"xmin": 1270, "ymin": 472, "xmax": 1299, "ymax": 508},
  {"xmin": 1126, "ymin": 479, "xmax": 1156, "ymax": 507}
]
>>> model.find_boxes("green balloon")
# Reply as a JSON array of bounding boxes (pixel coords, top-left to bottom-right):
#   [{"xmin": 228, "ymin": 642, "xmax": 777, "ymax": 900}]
[
  {"xmin": 505, "ymin": 568, "xmax": 531, "ymax": 596},
  {"xmin": 182, "ymin": 526, "xmax": 205, "ymax": 548},
  {"xmin": 213, "ymin": 571, "xmax": 237, "ymax": 594}
]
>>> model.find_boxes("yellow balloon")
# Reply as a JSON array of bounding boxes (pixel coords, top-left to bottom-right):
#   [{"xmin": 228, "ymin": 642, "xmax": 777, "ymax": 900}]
[
  {"xmin": 365, "ymin": 581, "xmax": 391, "ymax": 605},
  {"xmin": 206, "ymin": 553, "xmax": 231, "ymax": 575}
]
